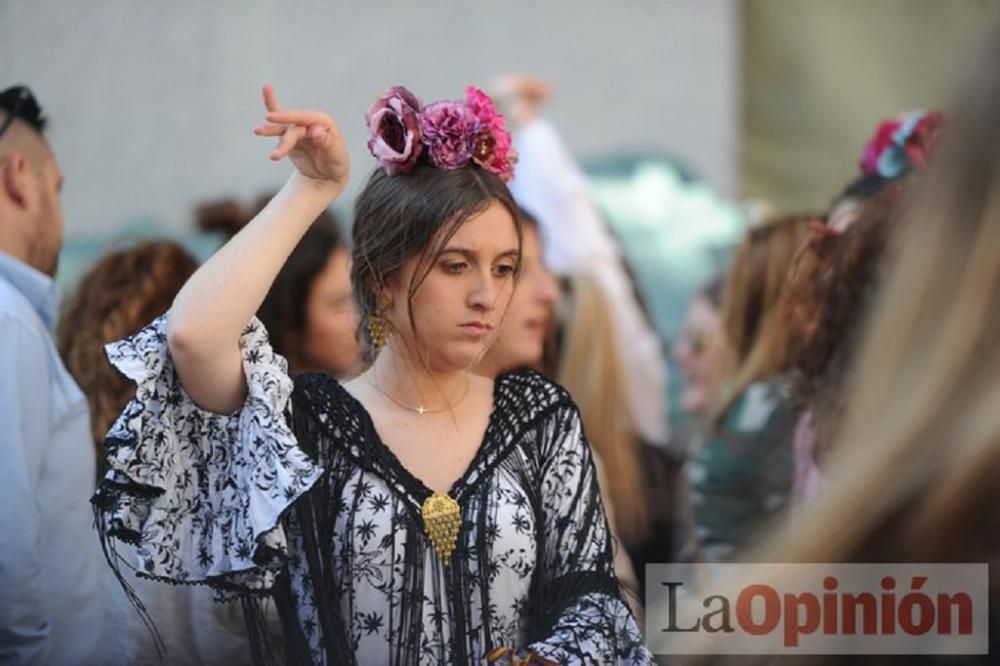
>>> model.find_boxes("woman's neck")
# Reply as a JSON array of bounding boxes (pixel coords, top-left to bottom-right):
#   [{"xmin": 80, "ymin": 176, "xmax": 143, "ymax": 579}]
[{"xmin": 367, "ymin": 344, "xmax": 469, "ymax": 412}]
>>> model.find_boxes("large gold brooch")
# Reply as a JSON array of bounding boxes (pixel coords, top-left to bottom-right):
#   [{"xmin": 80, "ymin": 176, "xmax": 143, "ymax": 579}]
[{"xmin": 421, "ymin": 492, "xmax": 461, "ymax": 563}]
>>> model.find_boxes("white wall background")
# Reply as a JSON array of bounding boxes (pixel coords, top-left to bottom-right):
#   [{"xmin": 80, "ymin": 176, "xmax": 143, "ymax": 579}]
[{"xmin": 0, "ymin": 0, "xmax": 740, "ymax": 237}]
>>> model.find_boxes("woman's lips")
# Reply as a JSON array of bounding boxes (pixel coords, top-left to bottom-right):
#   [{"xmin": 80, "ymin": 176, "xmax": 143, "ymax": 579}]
[{"xmin": 459, "ymin": 321, "xmax": 494, "ymax": 337}]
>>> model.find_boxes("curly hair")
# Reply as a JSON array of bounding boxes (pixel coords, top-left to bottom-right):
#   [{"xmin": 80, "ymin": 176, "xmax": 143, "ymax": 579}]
[
  {"xmin": 57, "ymin": 240, "xmax": 198, "ymax": 479},
  {"xmin": 783, "ymin": 184, "xmax": 906, "ymax": 460}
]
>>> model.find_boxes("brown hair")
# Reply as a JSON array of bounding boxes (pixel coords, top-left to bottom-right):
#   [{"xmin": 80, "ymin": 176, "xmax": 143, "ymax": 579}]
[
  {"xmin": 196, "ymin": 195, "xmax": 345, "ymax": 373},
  {"xmin": 351, "ymin": 163, "xmax": 520, "ymax": 364},
  {"xmin": 57, "ymin": 240, "xmax": 198, "ymax": 479},
  {"xmin": 712, "ymin": 214, "xmax": 818, "ymax": 422},
  {"xmin": 784, "ymin": 186, "xmax": 906, "ymax": 461}
]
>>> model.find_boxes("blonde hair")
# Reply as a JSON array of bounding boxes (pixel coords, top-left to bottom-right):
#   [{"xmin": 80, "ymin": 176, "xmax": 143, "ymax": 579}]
[
  {"xmin": 759, "ymin": 18, "xmax": 1000, "ymax": 565},
  {"xmin": 713, "ymin": 214, "xmax": 817, "ymax": 422},
  {"xmin": 58, "ymin": 240, "xmax": 198, "ymax": 479},
  {"xmin": 557, "ymin": 274, "xmax": 650, "ymax": 545}
]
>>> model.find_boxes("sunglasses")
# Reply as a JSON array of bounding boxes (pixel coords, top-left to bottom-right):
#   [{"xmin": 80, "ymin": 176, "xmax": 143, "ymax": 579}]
[{"xmin": 0, "ymin": 86, "xmax": 37, "ymax": 140}]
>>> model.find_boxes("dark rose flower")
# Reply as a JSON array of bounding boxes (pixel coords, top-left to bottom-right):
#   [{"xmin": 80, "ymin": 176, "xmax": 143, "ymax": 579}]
[
  {"xmin": 472, "ymin": 130, "xmax": 496, "ymax": 164},
  {"xmin": 420, "ymin": 101, "xmax": 480, "ymax": 170},
  {"xmin": 471, "ymin": 127, "xmax": 515, "ymax": 182},
  {"xmin": 365, "ymin": 86, "xmax": 423, "ymax": 175}
]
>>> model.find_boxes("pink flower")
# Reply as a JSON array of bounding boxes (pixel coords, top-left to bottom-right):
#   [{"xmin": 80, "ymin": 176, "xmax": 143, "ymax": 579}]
[
  {"xmin": 365, "ymin": 86, "xmax": 423, "ymax": 175},
  {"xmin": 860, "ymin": 119, "xmax": 900, "ymax": 176},
  {"xmin": 465, "ymin": 86, "xmax": 504, "ymax": 130},
  {"xmin": 465, "ymin": 87, "xmax": 515, "ymax": 181},
  {"xmin": 859, "ymin": 110, "xmax": 944, "ymax": 178},
  {"xmin": 420, "ymin": 101, "xmax": 480, "ymax": 170}
]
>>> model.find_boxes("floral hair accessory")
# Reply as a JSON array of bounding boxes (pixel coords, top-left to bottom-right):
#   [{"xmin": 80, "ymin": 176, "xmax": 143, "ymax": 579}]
[
  {"xmin": 859, "ymin": 110, "xmax": 943, "ymax": 179},
  {"xmin": 365, "ymin": 85, "xmax": 515, "ymax": 181},
  {"xmin": 365, "ymin": 86, "xmax": 424, "ymax": 176}
]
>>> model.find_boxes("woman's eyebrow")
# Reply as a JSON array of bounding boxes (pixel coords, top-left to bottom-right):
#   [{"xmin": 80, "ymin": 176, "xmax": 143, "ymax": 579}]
[{"xmin": 439, "ymin": 247, "xmax": 520, "ymax": 261}]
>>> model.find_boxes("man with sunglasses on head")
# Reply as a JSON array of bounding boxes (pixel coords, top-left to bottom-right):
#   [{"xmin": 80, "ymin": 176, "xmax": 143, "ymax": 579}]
[{"xmin": 0, "ymin": 85, "xmax": 111, "ymax": 664}]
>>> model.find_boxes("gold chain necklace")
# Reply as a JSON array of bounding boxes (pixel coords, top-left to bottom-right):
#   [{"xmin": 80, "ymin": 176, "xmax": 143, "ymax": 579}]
[
  {"xmin": 363, "ymin": 372, "xmax": 469, "ymax": 562},
  {"xmin": 366, "ymin": 374, "xmax": 470, "ymax": 416}
]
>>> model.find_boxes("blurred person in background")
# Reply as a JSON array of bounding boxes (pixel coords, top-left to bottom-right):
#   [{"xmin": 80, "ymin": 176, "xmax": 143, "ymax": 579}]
[
  {"xmin": 669, "ymin": 277, "xmax": 728, "ymax": 563},
  {"xmin": 751, "ymin": 17, "xmax": 1000, "ymax": 661},
  {"xmin": 57, "ymin": 239, "xmax": 264, "ymax": 664},
  {"xmin": 0, "ymin": 85, "xmax": 118, "ymax": 664},
  {"xmin": 497, "ymin": 74, "xmax": 671, "ymax": 451},
  {"xmin": 682, "ymin": 214, "xmax": 816, "ymax": 562},
  {"xmin": 197, "ymin": 195, "xmax": 361, "ymax": 378},
  {"xmin": 671, "ymin": 277, "xmax": 727, "ymax": 454},
  {"xmin": 58, "ymin": 240, "xmax": 198, "ymax": 480},
  {"xmin": 784, "ymin": 111, "xmax": 940, "ymax": 506},
  {"xmin": 783, "ymin": 188, "xmax": 906, "ymax": 505}
]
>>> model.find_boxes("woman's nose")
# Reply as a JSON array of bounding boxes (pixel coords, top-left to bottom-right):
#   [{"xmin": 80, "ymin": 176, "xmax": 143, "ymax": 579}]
[{"xmin": 469, "ymin": 270, "xmax": 500, "ymax": 310}]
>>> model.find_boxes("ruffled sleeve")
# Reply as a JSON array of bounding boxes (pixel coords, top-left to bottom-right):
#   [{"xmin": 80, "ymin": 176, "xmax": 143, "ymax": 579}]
[
  {"xmin": 521, "ymin": 404, "xmax": 653, "ymax": 664},
  {"xmin": 91, "ymin": 313, "xmax": 322, "ymax": 593}
]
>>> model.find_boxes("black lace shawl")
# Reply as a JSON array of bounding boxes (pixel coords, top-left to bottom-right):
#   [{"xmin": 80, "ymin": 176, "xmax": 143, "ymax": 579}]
[{"xmin": 91, "ymin": 316, "xmax": 651, "ymax": 665}]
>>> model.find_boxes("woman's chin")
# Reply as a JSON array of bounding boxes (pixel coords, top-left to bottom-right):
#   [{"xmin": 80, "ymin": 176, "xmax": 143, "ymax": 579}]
[{"xmin": 430, "ymin": 344, "xmax": 489, "ymax": 374}]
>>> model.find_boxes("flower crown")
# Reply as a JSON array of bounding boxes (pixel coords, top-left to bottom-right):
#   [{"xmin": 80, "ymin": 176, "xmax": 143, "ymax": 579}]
[
  {"xmin": 859, "ymin": 109, "xmax": 943, "ymax": 179},
  {"xmin": 365, "ymin": 85, "xmax": 515, "ymax": 182}
]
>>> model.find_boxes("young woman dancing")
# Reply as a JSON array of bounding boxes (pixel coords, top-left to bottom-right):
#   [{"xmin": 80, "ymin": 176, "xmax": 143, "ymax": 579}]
[{"xmin": 93, "ymin": 84, "xmax": 651, "ymax": 665}]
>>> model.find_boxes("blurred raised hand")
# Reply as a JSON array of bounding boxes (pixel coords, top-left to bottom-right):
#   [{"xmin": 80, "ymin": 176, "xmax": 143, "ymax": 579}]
[{"xmin": 493, "ymin": 74, "xmax": 553, "ymax": 127}]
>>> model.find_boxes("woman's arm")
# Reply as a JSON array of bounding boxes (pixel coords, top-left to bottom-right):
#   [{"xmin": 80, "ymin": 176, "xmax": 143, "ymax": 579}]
[{"xmin": 167, "ymin": 85, "xmax": 350, "ymax": 414}]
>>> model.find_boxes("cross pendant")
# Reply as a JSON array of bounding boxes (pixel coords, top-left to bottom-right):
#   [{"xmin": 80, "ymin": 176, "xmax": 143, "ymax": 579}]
[{"xmin": 416, "ymin": 406, "xmax": 426, "ymax": 415}]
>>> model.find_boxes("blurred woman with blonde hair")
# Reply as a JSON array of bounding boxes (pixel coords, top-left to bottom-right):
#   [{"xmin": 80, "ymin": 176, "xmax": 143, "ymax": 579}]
[{"xmin": 555, "ymin": 273, "xmax": 682, "ymax": 607}]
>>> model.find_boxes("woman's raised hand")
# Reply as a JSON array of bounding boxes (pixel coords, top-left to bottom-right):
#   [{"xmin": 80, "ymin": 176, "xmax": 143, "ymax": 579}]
[{"xmin": 254, "ymin": 84, "xmax": 350, "ymax": 192}]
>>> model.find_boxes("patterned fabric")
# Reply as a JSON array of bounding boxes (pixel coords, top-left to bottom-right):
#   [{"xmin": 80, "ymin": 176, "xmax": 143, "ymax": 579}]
[{"xmin": 93, "ymin": 315, "xmax": 652, "ymax": 665}]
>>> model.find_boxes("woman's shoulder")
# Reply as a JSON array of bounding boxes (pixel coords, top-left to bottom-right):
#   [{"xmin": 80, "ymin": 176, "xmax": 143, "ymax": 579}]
[
  {"xmin": 290, "ymin": 372, "xmax": 368, "ymax": 426},
  {"xmin": 493, "ymin": 369, "xmax": 579, "ymax": 432},
  {"xmin": 495, "ymin": 369, "xmax": 573, "ymax": 408}
]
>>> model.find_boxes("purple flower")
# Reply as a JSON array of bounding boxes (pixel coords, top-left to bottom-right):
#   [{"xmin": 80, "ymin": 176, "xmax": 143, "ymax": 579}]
[
  {"xmin": 420, "ymin": 101, "xmax": 480, "ymax": 170},
  {"xmin": 365, "ymin": 86, "xmax": 423, "ymax": 175}
]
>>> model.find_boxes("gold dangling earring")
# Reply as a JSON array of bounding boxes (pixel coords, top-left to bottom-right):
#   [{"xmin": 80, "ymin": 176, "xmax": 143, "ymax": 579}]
[{"xmin": 368, "ymin": 293, "xmax": 391, "ymax": 349}]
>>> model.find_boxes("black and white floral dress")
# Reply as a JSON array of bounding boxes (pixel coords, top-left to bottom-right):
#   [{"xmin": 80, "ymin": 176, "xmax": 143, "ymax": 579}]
[{"xmin": 92, "ymin": 315, "xmax": 652, "ymax": 665}]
